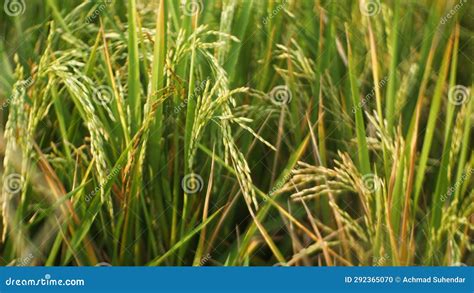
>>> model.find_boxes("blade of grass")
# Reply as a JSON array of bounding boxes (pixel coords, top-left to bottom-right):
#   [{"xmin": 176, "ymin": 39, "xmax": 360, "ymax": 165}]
[
  {"xmin": 345, "ymin": 24, "xmax": 371, "ymax": 175},
  {"xmin": 127, "ymin": 0, "xmax": 142, "ymax": 133}
]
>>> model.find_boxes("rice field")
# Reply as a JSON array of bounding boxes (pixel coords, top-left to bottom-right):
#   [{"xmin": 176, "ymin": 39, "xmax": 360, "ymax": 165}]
[{"xmin": 0, "ymin": 0, "xmax": 472, "ymax": 266}]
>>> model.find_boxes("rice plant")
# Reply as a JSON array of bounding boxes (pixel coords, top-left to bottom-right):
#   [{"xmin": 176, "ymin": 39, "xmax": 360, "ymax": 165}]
[{"xmin": 0, "ymin": 0, "xmax": 472, "ymax": 266}]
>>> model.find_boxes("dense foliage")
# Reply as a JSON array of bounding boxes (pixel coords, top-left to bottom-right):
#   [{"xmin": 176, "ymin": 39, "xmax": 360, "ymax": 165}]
[{"xmin": 0, "ymin": 0, "xmax": 472, "ymax": 266}]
